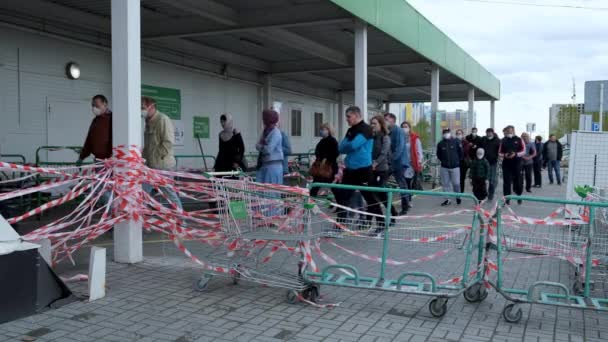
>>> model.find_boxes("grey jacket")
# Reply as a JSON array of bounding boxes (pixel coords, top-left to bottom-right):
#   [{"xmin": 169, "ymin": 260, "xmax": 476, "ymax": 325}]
[{"xmin": 372, "ymin": 134, "xmax": 391, "ymax": 172}]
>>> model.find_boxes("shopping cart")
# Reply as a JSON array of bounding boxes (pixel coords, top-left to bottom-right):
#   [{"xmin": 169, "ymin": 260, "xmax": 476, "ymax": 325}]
[
  {"xmin": 300, "ymin": 183, "xmax": 488, "ymax": 317},
  {"xmin": 174, "ymin": 154, "xmax": 217, "ymax": 173},
  {"xmin": 488, "ymin": 195, "xmax": 608, "ymax": 323},
  {"xmin": 0, "ymin": 154, "xmax": 34, "ymax": 217},
  {"xmin": 190, "ymin": 174, "xmax": 323, "ymax": 297}
]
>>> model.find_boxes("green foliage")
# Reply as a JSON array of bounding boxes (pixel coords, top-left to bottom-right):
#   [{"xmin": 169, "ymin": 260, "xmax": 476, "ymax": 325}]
[
  {"xmin": 553, "ymin": 104, "xmax": 580, "ymax": 137},
  {"xmin": 414, "ymin": 117, "xmax": 432, "ymax": 148}
]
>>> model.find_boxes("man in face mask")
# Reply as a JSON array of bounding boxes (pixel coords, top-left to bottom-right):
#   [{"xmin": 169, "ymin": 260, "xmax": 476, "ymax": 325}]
[
  {"xmin": 77, "ymin": 94, "xmax": 113, "ymax": 166},
  {"xmin": 384, "ymin": 113, "xmax": 409, "ymax": 214},
  {"xmin": 436, "ymin": 129, "xmax": 463, "ymax": 206},
  {"xmin": 499, "ymin": 125, "xmax": 525, "ymax": 204},
  {"xmin": 141, "ymin": 96, "xmax": 182, "ymax": 210},
  {"xmin": 480, "ymin": 128, "xmax": 500, "ymax": 200}
]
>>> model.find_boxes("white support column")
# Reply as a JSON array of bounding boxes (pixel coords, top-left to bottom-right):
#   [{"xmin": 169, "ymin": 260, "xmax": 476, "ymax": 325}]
[
  {"xmin": 430, "ymin": 66, "xmax": 440, "ymax": 145},
  {"xmin": 111, "ymin": 0, "xmax": 143, "ymax": 264},
  {"xmin": 384, "ymin": 102, "xmax": 390, "ymax": 113},
  {"xmin": 468, "ymin": 87, "xmax": 475, "ymax": 130},
  {"xmin": 354, "ymin": 20, "xmax": 368, "ymax": 121},
  {"xmin": 490, "ymin": 100, "xmax": 496, "ymax": 130},
  {"xmin": 337, "ymin": 91, "xmax": 345, "ymax": 137}
]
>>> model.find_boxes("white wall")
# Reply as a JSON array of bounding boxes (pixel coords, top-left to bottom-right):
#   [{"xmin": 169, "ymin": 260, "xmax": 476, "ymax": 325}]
[{"xmin": 0, "ymin": 26, "xmax": 337, "ymax": 165}]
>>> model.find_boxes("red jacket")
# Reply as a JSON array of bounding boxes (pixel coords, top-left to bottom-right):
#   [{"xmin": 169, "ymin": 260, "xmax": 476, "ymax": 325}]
[
  {"xmin": 80, "ymin": 112, "xmax": 112, "ymax": 160},
  {"xmin": 409, "ymin": 132, "xmax": 423, "ymax": 172}
]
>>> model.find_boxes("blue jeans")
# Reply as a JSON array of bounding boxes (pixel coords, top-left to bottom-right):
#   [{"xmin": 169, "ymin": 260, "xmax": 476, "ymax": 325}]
[
  {"xmin": 392, "ymin": 165, "xmax": 410, "ymax": 212},
  {"xmin": 142, "ymin": 182, "xmax": 183, "ymax": 210},
  {"xmin": 548, "ymin": 160, "xmax": 561, "ymax": 184}
]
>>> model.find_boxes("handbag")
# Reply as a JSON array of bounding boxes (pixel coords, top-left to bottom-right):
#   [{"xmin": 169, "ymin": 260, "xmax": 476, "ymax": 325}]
[{"xmin": 310, "ymin": 159, "xmax": 333, "ymax": 179}]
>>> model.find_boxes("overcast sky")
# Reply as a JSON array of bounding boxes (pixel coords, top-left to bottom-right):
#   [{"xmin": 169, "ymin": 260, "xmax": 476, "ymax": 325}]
[{"xmin": 406, "ymin": 0, "xmax": 608, "ymax": 137}]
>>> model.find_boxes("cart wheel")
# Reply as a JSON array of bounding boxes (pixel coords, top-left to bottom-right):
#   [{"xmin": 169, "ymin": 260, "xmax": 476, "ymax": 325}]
[
  {"xmin": 307, "ymin": 285, "xmax": 320, "ymax": 303},
  {"xmin": 193, "ymin": 275, "xmax": 212, "ymax": 292},
  {"xmin": 478, "ymin": 287, "xmax": 488, "ymax": 302},
  {"xmin": 464, "ymin": 283, "xmax": 481, "ymax": 302},
  {"xmin": 429, "ymin": 298, "xmax": 448, "ymax": 317},
  {"xmin": 502, "ymin": 304, "xmax": 522, "ymax": 323},
  {"xmin": 286, "ymin": 290, "xmax": 298, "ymax": 304}
]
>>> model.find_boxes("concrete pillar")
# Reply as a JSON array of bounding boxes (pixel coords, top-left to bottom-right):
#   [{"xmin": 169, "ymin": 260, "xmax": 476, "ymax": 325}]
[
  {"xmin": 384, "ymin": 102, "xmax": 390, "ymax": 113},
  {"xmin": 468, "ymin": 87, "xmax": 475, "ymax": 128},
  {"xmin": 111, "ymin": 0, "xmax": 143, "ymax": 264},
  {"xmin": 261, "ymin": 74, "xmax": 272, "ymax": 134},
  {"xmin": 430, "ymin": 66, "xmax": 440, "ymax": 145},
  {"xmin": 354, "ymin": 20, "xmax": 368, "ymax": 121},
  {"xmin": 337, "ymin": 91, "xmax": 345, "ymax": 137},
  {"xmin": 490, "ymin": 100, "xmax": 496, "ymax": 130}
]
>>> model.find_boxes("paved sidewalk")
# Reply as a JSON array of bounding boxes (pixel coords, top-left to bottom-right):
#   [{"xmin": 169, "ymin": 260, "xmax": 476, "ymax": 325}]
[{"xmin": 2, "ymin": 180, "xmax": 608, "ymax": 342}]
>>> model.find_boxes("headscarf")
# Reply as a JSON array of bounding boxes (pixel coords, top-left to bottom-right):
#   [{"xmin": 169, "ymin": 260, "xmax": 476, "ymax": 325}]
[
  {"xmin": 262, "ymin": 109, "xmax": 279, "ymax": 129},
  {"xmin": 219, "ymin": 113, "xmax": 235, "ymax": 142}
]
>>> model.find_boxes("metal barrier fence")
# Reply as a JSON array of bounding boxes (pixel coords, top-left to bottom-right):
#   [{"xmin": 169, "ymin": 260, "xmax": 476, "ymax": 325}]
[{"xmin": 488, "ymin": 195, "xmax": 608, "ymax": 323}]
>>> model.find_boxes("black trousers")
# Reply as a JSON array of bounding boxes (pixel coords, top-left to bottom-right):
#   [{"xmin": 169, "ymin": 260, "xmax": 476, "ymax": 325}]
[
  {"xmin": 334, "ymin": 167, "xmax": 380, "ymax": 221},
  {"xmin": 366, "ymin": 170, "xmax": 398, "ymax": 224},
  {"xmin": 310, "ymin": 175, "xmax": 336, "ymax": 198},
  {"xmin": 502, "ymin": 160, "xmax": 523, "ymax": 197},
  {"xmin": 533, "ymin": 159, "xmax": 542, "ymax": 187},
  {"xmin": 471, "ymin": 177, "xmax": 488, "ymax": 201},
  {"xmin": 460, "ymin": 161, "xmax": 469, "ymax": 193},
  {"xmin": 523, "ymin": 163, "xmax": 533, "ymax": 192}
]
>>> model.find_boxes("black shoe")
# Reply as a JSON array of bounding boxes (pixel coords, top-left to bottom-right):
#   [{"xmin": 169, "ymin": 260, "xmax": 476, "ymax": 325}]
[
  {"xmin": 488, "ymin": 195, "xmax": 494, "ymax": 201},
  {"xmin": 399, "ymin": 209, "xmax": 408, "ymax": 216},
  {"xmin": 526, "ymin": 189, "xmax": 532, "ymax": 193},
  {"xmin": 456, "ymin": 198, "xmax": 462, "ymax": 205},
  {"xmin": 557, "ymin": 182, "xmax": 562, "ymax": 186},
  {"xmin": 517, "ymin": 199, "xmax": 523, "ymax": 205},
  {"xmin": 505, "ymin": 199, "xmax": 511, "ymax": 205},
  {"xmin": 549, "ymin": 181, "xmax": 554, "ymax": 185},
  {"xmin": 441, "ymin": 200, "xmax": 451, "ymax": 206}
]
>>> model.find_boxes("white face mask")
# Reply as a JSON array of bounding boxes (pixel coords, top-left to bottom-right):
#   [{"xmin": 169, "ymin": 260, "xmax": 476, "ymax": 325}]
[
  {"xmin": 506, "ymin": 133, "xmax": 514, "ymax": 138},
  {"xmin": 443, "ymin": 133, "xmax": 451, "ymax": 140},
  {"xmin": 320, "ymin": 129, "xmax": 329, "ymax": 137},
  {"xmin": 92, "ymin": 107, "xmax": 102, "ymax": 116},
  {"xmin": 456, "ymin": 134, "xmax": 463, "ymax": 140},
  {"xmin": 476, "ymin": 152, "xmax": 484, "ymax": 159},
  {"xmin": 472, "ymin": 132, "xmax": 477, "ymax": 137},
  {"xmin": 402, "ymin": 127, "xmax": 410, "ymax": 134},
  {"xmin": 141, "ymin": 110, "xmax": 148, "ymax": 118},
  {"xmin": 486, "ymin": 134, "xmax": 494, "ymax": 140}
]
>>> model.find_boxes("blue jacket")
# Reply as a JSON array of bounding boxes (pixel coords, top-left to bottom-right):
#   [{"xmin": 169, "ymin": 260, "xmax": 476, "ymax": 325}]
[
  {"xmin": 256, "ymin": 127, "xmax": 284, "ymax": 164},
  {"xmin": 389, "ymin": 125, "xmax": 409, "ymax": 169},
  {"xmin": 280, "ymin": 130, "xmax": 291, "ymax": 172},
  {"xmin": 339, "ymin": 121, "xmax": 373, "ymax": 170}
]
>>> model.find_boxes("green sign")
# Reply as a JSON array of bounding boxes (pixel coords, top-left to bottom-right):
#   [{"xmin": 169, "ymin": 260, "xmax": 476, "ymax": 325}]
[
  {"xmin": 142, "ymin": 84, "xmax": 181, "ymax": 120},
  {"xmin": 193, "ymin": 116, "xmax": 210, "ymax": 139},
  {"xmin": 229, "ymin": 201, "xmax": 247, "ymax": 220}
]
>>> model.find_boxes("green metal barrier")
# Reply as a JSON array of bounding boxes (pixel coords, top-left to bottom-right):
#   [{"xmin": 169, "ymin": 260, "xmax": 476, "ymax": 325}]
[
  {"xmin": 300, "ymin": 182, "xmax": 487, "ymax": 317},
  {"xmin": 175, "ymin": 154, "xmax": 217, "ymax": 172},
  {"xmin": 490, "ymin": 195, "xmax": 608, "ymax": 323}
]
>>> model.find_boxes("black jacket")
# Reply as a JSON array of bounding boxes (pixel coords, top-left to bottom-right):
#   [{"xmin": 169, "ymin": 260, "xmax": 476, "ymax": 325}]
[
  {"xmin": 314, "ymin": 135, "xmax": 339, "ymax": 175},
  {"xmin": 480, "ymin": 134, "xmax": 500, "ymax": 165},
  {"xmin": 534, "ymin": 142, "xmax": 543, "ymax": 162},
  {"xmin": 542, "ymin": 140, "xmax": 563, "ymax": 161},
  {"xmin": 214, "ymin": 131, "xmax": 246, "ymax": 172},
  {"xmin": 465, "ymin": 134, "xmax": 483, "ymax": 159},
  {"xmin": 436, "ymin": 138, "xmax": 463, "ymax": 169}
]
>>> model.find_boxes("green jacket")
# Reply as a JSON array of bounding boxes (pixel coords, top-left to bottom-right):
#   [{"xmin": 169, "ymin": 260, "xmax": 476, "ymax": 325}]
[{"xmin": 469, "ymin": 158, "xmax": 489, "ymax": 179}]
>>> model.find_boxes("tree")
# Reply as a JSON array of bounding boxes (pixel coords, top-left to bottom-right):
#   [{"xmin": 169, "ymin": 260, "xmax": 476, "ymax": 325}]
[
  {"xmin": 554, "ymin": 104, "xmax": 580, "ymax": 137},
  {"xmin": 413, "ymin": 117, "xmax": 432, "ymax": 149}
]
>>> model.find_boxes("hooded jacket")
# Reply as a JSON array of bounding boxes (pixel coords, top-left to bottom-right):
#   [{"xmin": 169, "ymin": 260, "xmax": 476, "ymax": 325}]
[{"xmin": 339, "ymin": 120, "xmax": 373, "ymax": 170}]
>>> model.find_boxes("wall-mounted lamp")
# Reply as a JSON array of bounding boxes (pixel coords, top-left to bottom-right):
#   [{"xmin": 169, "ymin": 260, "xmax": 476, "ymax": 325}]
[{"xmin": 66, "ymin": 62, "xmax": 81, "ymax": 80}]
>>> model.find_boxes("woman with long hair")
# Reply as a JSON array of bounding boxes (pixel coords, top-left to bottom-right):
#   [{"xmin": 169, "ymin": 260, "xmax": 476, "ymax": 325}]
[
  {"xmin": 310, "ymin": 123, "xmax": 339, "ymax": 197},
  {"xmin": 400, "ymin": 121, "xmax": 424, "ymax": 204},
  {"xmin": 368, "ymin": 115, "xmax": 397, "ymax": 235}
]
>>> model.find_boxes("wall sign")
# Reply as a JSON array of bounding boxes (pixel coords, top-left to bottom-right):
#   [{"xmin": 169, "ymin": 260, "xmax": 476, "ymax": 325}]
[
  {"xmin": 193, "ymin": 116, "xmax": 210, "ymax": 139},
  {"xmin": 141, "ymin": 84, "xmax": 181, "ymax": 120}
]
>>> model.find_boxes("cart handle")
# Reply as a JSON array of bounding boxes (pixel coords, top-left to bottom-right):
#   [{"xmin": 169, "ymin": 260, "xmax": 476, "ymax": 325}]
[
  {"xmin": 395, "ymin": 272, "xmax": 437, "ymax": 292},
  {"xmin": 527, "ymin": 281, "xmax": 570, "ymax": 301},
  {"xmin": 320, "ymin": 264, "xmax": 360, "ymax": 285}
]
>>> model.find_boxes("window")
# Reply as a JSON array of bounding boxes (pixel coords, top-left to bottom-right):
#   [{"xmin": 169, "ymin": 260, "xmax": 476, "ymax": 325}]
[
  {"xmin": 291, "ymin": 109, "xmax": 302, "ymax": 136},
  {"xmin": 314, "ymin": 112, "xmax": 324, "ymax": 137}
]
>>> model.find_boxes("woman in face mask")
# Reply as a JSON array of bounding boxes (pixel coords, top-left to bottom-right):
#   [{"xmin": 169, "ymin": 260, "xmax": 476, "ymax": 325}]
[
  {"xmin": 309, "ymin": 123, "xmax": 339, "ymax": 197},
  {"xmin": 400, "ymin": 121, "xmax": 424, "ymax": 197},
  {"xmin": 367, "ymin": 115, "xmax": 397, "ymax": 235}
]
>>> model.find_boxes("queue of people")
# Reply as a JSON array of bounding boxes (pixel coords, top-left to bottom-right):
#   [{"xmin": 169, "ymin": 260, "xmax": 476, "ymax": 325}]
[
  {"xmin": 440, "ymin": 125, "xmax": 564, "ymax": 206},
  {"xmin": 77, "ymin": 95, "xmax": 564, "ymax": 216}
]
